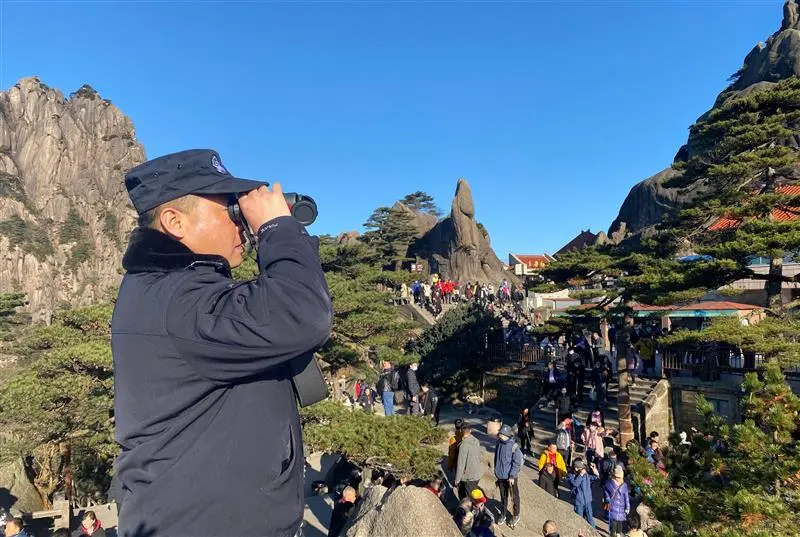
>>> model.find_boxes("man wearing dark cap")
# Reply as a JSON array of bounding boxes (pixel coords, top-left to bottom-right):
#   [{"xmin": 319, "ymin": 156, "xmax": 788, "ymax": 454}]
[{"xmin": 112, "ymin": 149, "xmax": 332, "ymax": 537}]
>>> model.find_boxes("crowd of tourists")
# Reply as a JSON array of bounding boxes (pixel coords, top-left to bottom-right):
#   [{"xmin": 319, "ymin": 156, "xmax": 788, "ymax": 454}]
[
  {"xmin": 0, "ymin": 511, "xmax": 106, "ymax": 537},
  {"xmin": 397, "ymin": 276, "xmax": 527, "ymax": 319},
  {"xmin": 324, "ymin": 312, "xmax": 678, "ymax": 536}
]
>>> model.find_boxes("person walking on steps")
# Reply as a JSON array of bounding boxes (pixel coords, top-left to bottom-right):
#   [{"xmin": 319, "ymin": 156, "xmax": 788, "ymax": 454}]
[
  {"xmin": 454, "ymin": 424, "xmax": 483, "ymax": 500},
  {"xmin": 406, "ymin": 362, "xmax": 421, "ymax": 415},
  {"xmin": 604, "ymin": 465, "xmax": 631, "ymax": 537},
  {"xmin": 517, "ymin": 407, "xmax": 535, "ymax": 455},
  {"xmin": 555, "ymin": 387, "xmax": 571, "ymax": 428},
  {"xmin": 538, "ymin": 443, "xmax": 567, "ymax": 494},
  {"xmin": 567, "ymin": 458, "xmax": 599, "ymax": 530},
  {"xmin": 494, "ymin": 424, "xmax": 523, "ymax": 528}
]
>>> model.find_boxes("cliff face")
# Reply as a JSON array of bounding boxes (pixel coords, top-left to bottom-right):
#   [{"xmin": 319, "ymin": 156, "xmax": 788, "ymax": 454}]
[
  {"xmin": 0, "ymin": 77, "xmax": 145, "ymax": 321},
  {"xmin": 409, "ymin": 179, "xmax": 514, "ymax": 284},
  {"xmin": 610, "ymin": 0, "xmax": 800, "ymax": 236}
]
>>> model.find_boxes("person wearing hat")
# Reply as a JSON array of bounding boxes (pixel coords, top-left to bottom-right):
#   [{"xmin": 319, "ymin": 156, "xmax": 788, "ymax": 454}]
[
  {"xmin": 111, "ymin": 150, "xmax": 332, "ymax": 537},
  {"xmin": 494, "ymin": 423, "xmax": 523, "ymax": 527},
  {"xmin": 604, "ymin": 465, "xmax": 630, "ymax": 537},
  {"xmin": 469, "ymin": 489, "xmax": 495, "ymax": 535},
  {"xmin": 567, "ymin": 457, "xmax": 599, "ymax": 529}
]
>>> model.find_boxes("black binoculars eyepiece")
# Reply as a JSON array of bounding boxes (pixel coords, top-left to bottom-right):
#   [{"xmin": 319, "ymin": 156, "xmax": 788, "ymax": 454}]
[{"xmin": 227, "ymin": 192, "xmax": 318, "ymax": 251}]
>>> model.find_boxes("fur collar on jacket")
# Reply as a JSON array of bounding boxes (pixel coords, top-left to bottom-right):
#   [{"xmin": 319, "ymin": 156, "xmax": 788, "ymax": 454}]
[{"xmin": 122, "ymin": 227, "xmax": 231, "ymax": 276}]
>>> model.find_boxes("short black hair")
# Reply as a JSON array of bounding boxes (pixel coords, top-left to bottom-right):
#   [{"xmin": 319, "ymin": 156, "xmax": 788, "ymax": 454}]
[
  {"xmin": 627, "ymin": 512, "xmax": 641, "ymax": 529},
  {"xmin": 461, "ymin": 423, "xmax": 473, "ymax": 433},
  {"xmin": 649, "ymin": 431, "xmax": 660, "ymax": 439},
  {"xmin": 53, "ymin": 529, "xmax": 72, "ymax": 537}
]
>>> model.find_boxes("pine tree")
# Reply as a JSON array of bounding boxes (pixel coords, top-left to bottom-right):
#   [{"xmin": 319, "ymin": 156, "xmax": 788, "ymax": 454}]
[
  {"xmin": 627, "ymin": 362, "xmax": 800, "ymax": 537},
  {"xmin": 400, "ymin": 191, "xmax": 442, "ymax": 217},
  {"xmin": 0, "ymin": 292, "xmax": 27, "ymax": 337},
  {"xmin": 363, "ymin": 206, "xmax": 418, "ymax": 270},
  {"xmin": 0, "ymin": 305, "xmax": 115, "ymax": 506}
]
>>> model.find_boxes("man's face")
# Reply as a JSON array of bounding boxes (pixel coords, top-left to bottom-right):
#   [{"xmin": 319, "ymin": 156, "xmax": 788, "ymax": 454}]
[
  {"xmin": 548, "ymin": 444, "xmax": 557, "ymax": 453},
  {"xmin": 166, "ymin": 195, "xmax": 245, "ymax": 268},
  {"xmin": 4, "ymin": 522, "xmax": 20, "ymax": 537}
]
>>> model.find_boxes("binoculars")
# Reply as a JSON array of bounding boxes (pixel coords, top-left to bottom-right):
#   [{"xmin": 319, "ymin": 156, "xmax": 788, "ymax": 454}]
[{"xmin": 227, "ymin": 192, "xmax": 318, "ymax": 250}]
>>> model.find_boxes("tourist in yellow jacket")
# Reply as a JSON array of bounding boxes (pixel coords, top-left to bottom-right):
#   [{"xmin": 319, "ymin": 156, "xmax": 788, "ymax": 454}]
[{"xmin": 538, "ymin": 443, "xmax": 567, "ymax": 491}]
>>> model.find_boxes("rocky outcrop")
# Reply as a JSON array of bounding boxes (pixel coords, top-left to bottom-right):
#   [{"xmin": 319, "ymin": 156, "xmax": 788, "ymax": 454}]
[
  {"xmin": 409, "ymin": 179, "xmax": 513, "ymax": 284},
  {"xmin": 609, "ymin": 1, "xmax": 800, "ymax": 236},
  {"xmin": 336, "ymin": 231, "xmax": 361, "ymax": 245},
  {"xmin": 392, "ymin": 201, "xmax": 437, "ymax": 238},
  {"xmin": 342, "ymin": 485, "xmax": 462, "ymax": 537},
  {"xmin": 609, "ymin": 167, "xmax": 683, "ymax": 235},
  {"xmin": 732, "ymin": 0, "xmax": 800, "ymax": 91},
  {"xmin": 0, "ymin": 77, "xmax": 144, "ymax": 320},
  {"xmin": 0, "ymin": 458, "xmax": 44, "ymax": 513}
]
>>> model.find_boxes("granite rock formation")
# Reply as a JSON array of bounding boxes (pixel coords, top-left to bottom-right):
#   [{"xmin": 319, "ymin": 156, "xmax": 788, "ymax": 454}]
[
  {"xmin": 609, "ymin": 1, "xmax": 800, "ymax": 237},
  {"xmin": 409, "ymin": 179, "xmax": 514, "ymax": 284},
  {"xmin": 342, "ymin": 484, "xmax": 462, "ymax": 537},
  {"xmin": 392, "ymin": 201, "xmax": 437, "ymax": 238},
  {"xmin": 0, "ymin": 77, "xmax": 144, "ymax": 321},
  {"xmin": 0, "ymin": 458, "xmax": 44, "ymax": 513}
]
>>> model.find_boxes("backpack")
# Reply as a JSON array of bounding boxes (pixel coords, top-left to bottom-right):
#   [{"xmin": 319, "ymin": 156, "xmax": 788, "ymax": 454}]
[
  {"xmin": 390, "ymin": 370, "xmax": 400, "ymax": 391},
  {"xmin": 556, "ymin": 428, "xmax": 570, "ymax": 451}
]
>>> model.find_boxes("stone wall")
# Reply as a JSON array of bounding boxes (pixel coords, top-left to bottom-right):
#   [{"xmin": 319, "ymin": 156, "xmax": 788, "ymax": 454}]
[
  {"xmin": 635, "ymin": 379, "xmax": 672, "ymax": 443},
  {"xmin": 669, "ymin": 377, "xmax": 742, "ymax": 433},
  {"xmin": 482, "ymin": 369, "xmax": 544, "ymax": 411}
]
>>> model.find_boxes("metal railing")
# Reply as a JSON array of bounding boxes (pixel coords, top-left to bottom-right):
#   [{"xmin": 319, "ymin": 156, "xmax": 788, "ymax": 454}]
[
  {"xmin": 659, "ymin": 344, "xmax": 800, "ymax": 378},
  {"xmin": 487, "ymin": 341, "xmax": 567, "ymax": 365}
]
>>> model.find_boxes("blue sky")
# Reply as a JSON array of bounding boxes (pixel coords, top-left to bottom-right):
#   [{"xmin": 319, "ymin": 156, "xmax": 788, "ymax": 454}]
[{"xmin": 0, "ymin": 0, "xmax": 782, "ymax": 257}]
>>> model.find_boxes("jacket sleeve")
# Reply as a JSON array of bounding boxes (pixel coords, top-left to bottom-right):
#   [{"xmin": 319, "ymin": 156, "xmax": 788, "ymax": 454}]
[
  {"xmin": 455, "ymin": 444, "xmax": 467, "ymax": 483},
  {"xmin": 624, "ymin": 486, "xmax": 630, "ymax": 512},
  {"xmin": 510, "ymin": 445, "xmax": 523, "ymax": 478},
  {"xmin": 166, "ymin": 216, "xmax": 332, "ymax": 383},
  {"xmin": 538, "ymin": 453, "xmax": 546, "ymax": 471}
]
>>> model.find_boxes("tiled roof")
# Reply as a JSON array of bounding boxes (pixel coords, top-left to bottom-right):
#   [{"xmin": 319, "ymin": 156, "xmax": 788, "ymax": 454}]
[
  {"xmin": 708, "ymin": 184, "xmax": 800, "ymax": 231},
  {"xmin": 777, "ymin": 184, "xmax": 800, "ymax": 196},
  {"xmin": 676, "ymin": 301, "xmax": 762, "ymax": 311},
  {"xmin": 708, "ymin": 216, "xmax": 741, "ymax": 231},
  {"xmin": 512, "ymin": 254, "xmax": 551, "ymax": 269},
  {"xmin": 631, "ymin": 303, "xmax": 676, "ymax": 311},
  {"xmin": 556, "ymin": 230, "xmax": 598, "ymax": 255},
  {"xmin": 773, "ymin": 206, "xmax": 800, "ymax": 222}
]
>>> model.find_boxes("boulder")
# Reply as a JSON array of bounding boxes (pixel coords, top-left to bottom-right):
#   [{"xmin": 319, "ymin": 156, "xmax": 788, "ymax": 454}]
[
  {"xmin": 409, "ymin": 179, "xmax": 515, "ymax": 284},
  {"xmin": 476, "ymin": 471, "xmax": 600, "ymax": 537},
  {"xmin": 608, "ymin": 167, "xmax": 683, "ymax": 235},
  {"xmin": 0, "ymin": 458, "xmax": 44, "ymax": 514},
  {"xmin": 336, "ymin": 231, "xmax": 361, "ymax": 245},
  {"xmin": 343, "ymin": 485, "xmax": 462, "ymax": 537}
]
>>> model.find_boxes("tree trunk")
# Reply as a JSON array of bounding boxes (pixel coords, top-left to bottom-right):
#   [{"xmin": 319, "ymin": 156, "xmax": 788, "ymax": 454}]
[
  {"xmin": 63, "ymin": 442, "xmax": 72, "ymax": 505},
  {"xmin": 767, "ymin": 256, "xmax": 784, "ymax": 310},
  {"xmin": 616, "ymin": 347, "xmax": 634, "ymax": 447}
]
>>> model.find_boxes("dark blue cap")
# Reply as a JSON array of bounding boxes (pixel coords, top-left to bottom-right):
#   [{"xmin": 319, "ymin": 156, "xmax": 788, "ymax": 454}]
[{"xmin": 124, "ymin": 149, "xmax": 266, "ymax": 214}]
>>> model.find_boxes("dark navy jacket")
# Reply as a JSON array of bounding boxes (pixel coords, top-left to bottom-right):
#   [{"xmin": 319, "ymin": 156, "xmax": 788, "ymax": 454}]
[{"xmin": 111, "ymin": 216, "xmax": 331, "ymax": 537}]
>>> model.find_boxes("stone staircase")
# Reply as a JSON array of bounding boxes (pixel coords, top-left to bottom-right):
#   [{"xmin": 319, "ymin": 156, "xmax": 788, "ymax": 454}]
[{"xmin": 523, "ymin": 375, "xmax": 659, "ymax": 455}]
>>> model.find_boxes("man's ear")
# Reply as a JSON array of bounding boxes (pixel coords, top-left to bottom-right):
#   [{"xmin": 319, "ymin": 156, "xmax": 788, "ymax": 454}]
[{"xmin": 159, "ymin": 207, "xmax": 187, "ymax": 239}]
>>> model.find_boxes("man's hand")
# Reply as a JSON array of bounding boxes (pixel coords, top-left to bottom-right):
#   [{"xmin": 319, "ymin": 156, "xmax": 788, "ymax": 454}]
[
  {"xmin": 508, "ymin": 478, "xmax": 515, "ymax": 485},
  {"xmin": 238, "ymin": 183, "xmax": 292, "ymax": 232}
]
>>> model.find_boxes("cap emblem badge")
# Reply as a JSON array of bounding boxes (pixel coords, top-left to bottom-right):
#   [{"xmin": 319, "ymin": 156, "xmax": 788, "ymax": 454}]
[{"xmin": 211, "ymin": 154, "xmax": 228, "ymax": 174}]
